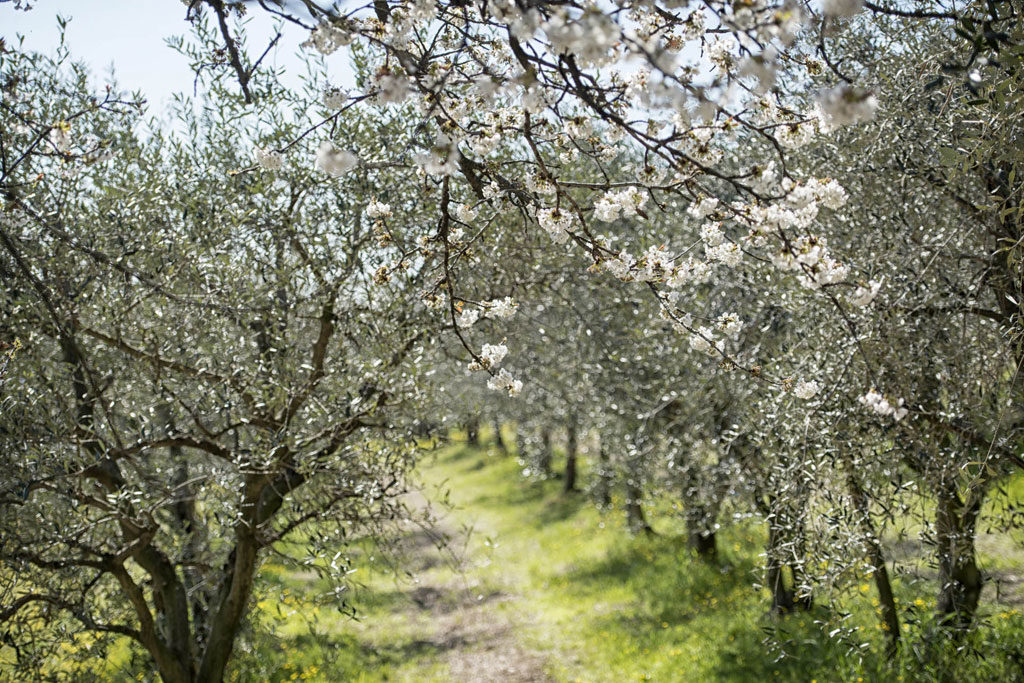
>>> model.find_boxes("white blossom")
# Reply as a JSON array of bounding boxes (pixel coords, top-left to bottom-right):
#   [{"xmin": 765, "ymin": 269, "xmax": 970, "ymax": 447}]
[
  {"xmin": 323, "ymin": 87, "xmax": 349, "ymax": 109},
  {"xmin": 859, "ymin": 390, "xmax": 909, "ymax": 421},
  {"xmin": 253, "ymin": 147, "xmax": 283, "ymax": 171},
  {"xmin": 376, "ymin": 73, "xmax": 411, "ymax": 104},
  {"xmin": 313, "ymin": 142, "xmax": 358, "ymax": 178},
  {"xmin": 480, "ymin": 343, "xmax": 508, "ymax": 367},
  {"xmin": 315, "ymin": 141, "xmax": 358, "ymax": 176},
  {"xmin": 667, "ymin": 258, "xmax": 712, "ymax": 287},
  {"xmin": 537, "ymin": 207, "xmax": 573, "ymax": 243},
  {"xmin": 487, "ymin": 368, "xmax": 523, "ymax": 397},
  {"xmin": 823, "ymin": 0, "xmax": 864, "ymax": 17},
  {"xmin": 717, "ymin": 313, "xmax": 743, "ymax": 339},
  {"xmin": 706, "ymin": 241, "xmax": 743, "ymax": 267},
  {"xmin": 457, "ymin": 308, "xmax": 481, "ymax": 328},
  {"xmin": 817, "ymin": 86, "xmax": 878, "ymax": 127},
  {"xmin": 794, "ymin": 380, "xmax": 821, "ymax": 400},
  {"xmin": 526, "ymin": 174, "xmax": 557, "ymax": 195},
  {"xmin": 700, "ymin": 221, "xmax": 725, "ymax": 246},
  {"xmin": 594, "ymin": 196, "xmax": 621, "ymax": 222},
  {"xmin": 688, "ymin": 326, "xmax": 717, "ymax": 355},
  {"xmin": 849, "ymin": 279, "xmax": 882, "ymax": 307},
  {"xmin": 302, "ymin": 22, "xmax": 353, "ymax": 55},
  {"xmin": 688, "ymin": 196, "xmax": 719, "ymax": 220},
  {"xmin": 486, "ymin": 297, "xmax": 518, "ymax": 319},
  {"xmin": 365, "ymin": 199, "xmax": 392, "ymax": 220},
  {"xmin": 454, "ymin": 203, "xmax": 478, "ymax": 223}
]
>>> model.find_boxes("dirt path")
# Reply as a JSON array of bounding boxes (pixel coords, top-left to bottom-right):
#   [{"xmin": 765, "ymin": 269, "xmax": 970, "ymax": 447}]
[{"xmin": 387, "ymin": 489, "xmax": 552, "ymax": 682}]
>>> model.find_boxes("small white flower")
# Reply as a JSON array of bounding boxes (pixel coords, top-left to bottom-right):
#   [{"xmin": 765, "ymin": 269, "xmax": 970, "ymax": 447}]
[
  {"xmin": 376, "ymin": 73, "xmax": 411, "ymax": 104},
  {"xmin": 483, "ymin": 182, "xmax": 501, "ymax": 200},
  {"xmin": 324, "ymin": 87, "xmax": 349, "ymax": 109},
  {"xmin": 689, "ymin": 326, "xmax": 715, "ymax": 354},
  {"xmin": 817, "ymin": 86, "xmax": 878, "ymax": 127},
  {"xmin": 365, "ymin": 199, "xmax": 392, "ymax": 220},
  {"xmin": 859, "ymin": 389, "xmax": 909, "ymax": 421},
  {"xmin": 414, "ymin": 133, "xmax": 459, "ymax": 176},
  {"xmin": 487, "ymin": 368, "xmax": 523, "ymax": 397},
  {"xmin": 302, "ymin": 21, "xmax": 353, "ymax": 55},
  {"xmin": 688, "ymin": 196, "xmax": 719, "ymax": 219},
  {"xmin": 593, "ymin": 197, "xmax": 620, "ymax": 222},
  {"xmin": 849, "ymin": 280, "xmax": 882, "ymax": 307},
  {"xmin": 717, "ymin": 313, "xmax": 743, "ymax": 339},
  {"xmin": 705, "ymin": 241, "xmax": 743, "ymax": 267},
  {"xmin": 700, "ymin": 221, "xmax": 725, "ymax": 247},
  {"xmin": 537, "ymin": 207, "xmax": 573, "ymax": 243},
  {"xmin": 815, "ymin": 178, "xmax": 848, "ymax": 210},
  {"xmin": 480, "ymin": 343, "xmax": 508, "ymax": 367},
  {"xmin": 526, "ymin": 174, "xmax": 557, "ymax": 195},
  {"xmin": 486, "ymin": 297, "xmax": 518, "ymax": 319},
  {"xmin": 457, "ymin": 308, "xmax": 481, "ymax": 328},
  {"xmin": 794, "ymin": 380, "xmax": 821, "ymax": 400},
  {"xmin": 316, "ymin": 141, "xmax": 358, "ymax": 176},
  {"xmin": 823, "ymin": 0, "xmax": 864, "ymax": 17},
  {"xmin": 253, "ymin": 147, "xmax": 283, "ymax": 171},
  {"xmin": 454, "ymin": 203, "xmax": 478, "ymax": 223}
]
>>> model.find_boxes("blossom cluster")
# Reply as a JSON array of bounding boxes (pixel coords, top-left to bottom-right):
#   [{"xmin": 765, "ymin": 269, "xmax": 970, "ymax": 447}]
[
  {"xmin": 280, "ymin": 0, "xmax": 889, "ymax": 400},
  {"xmin": 859, "ymin": 390, "xmax": 909, "ymax": 421},
  {"xmin": 456, "ymin": 297, "xmax": 519, "ymax": 328}
]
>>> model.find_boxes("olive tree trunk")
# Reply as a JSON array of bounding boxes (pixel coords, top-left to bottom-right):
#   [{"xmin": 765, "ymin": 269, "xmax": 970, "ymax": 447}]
[
  {"xmin": 847, "ymin": 471, "xmax": 900, "ymax": 654},
  {"xmin": 685, "ymin": 507, "xmax": 717, "ymax": 561},
  {"xmin": 538, "ymin": 426, "xmax": 553, "ymax": 476},
  {"xmin": 492, "ymin": 419, "xmax": 507, "ymax": 453},
  {"xmin": 564, "ymin": 413, "xmax": 578, "ymax": 493},
  {"xmin": 934, "ymin": 482, "xmax": 984, "ymax": 630}
]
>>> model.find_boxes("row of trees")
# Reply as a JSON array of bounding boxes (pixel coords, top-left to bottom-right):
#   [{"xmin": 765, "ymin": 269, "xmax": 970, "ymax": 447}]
[{"xmin": 1, "ymin": 0, "xmax": 1022, "ymax": 679}]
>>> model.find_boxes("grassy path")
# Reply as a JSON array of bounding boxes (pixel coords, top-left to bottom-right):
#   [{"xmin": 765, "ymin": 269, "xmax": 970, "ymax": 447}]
[{"xmin": 237, "ymin": 440, "xmax": 1024, "ymax": 682}]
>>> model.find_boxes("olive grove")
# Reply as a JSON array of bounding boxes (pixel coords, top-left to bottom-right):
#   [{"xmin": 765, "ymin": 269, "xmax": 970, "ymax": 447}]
[{"xmin": 2, "ymin": 0, "xmax": 1024, "ymax": 679}]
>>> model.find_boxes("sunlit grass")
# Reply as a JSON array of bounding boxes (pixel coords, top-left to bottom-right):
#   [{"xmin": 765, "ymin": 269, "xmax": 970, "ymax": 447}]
[
  {"xmin": 231, "ymin": 436, "xmax": 1024, "ymax": 682},
  {"xmin": 10, "ymin": 433, "xmax": 1022, "ymax": 682}
]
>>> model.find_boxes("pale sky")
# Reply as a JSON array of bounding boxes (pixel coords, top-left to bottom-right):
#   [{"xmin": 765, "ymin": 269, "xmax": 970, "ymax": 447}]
[{"xmin": 2, "ymin": 1, "xmax": 354, "ymax": 115}]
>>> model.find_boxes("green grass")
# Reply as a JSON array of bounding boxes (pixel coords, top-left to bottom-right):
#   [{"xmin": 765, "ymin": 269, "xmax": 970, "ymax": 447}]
[
  {"xmin": 221, "ymin": 437, "xmax": 1024, "ymax": 683},
  {"xmin": 12, "ymin": 432, "xmax": 1021, "ymax": 681}
]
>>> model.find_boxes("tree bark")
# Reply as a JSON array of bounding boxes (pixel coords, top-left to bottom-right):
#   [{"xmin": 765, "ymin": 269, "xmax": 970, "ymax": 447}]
[
  {"xmin": 847, "ymin": 471, "xmax": 900, "ymax": 654},
  {"xmin": 492, "ymin": 419, "xmax": 506, "ymax": 453},
  {"xmin": 625, "ymin": 479, "xmax": 653, "ymax": 535},
  {"xmin": 563, "ymin": 414, "xmax": 578, "ymax": 493},
  {"xmin": 596, "ymin": 442, "xmax": 612, "ymax": 507},
  {"xmin": 685, "ymin": 501, "xmax": 717, "ymax": 561},
  {"xmin": 765, "ymin": 521, "xmax": 795, "ymax": 614},
  {"xmin": 934, "ymin": 482, "xmax": 984, "ymax": 630},
  {"xmin": 538, "ymin": 427, "xmax": 553, "ymax": 475},
  {"xmin": 761, "ymin": 500, "xmax": 813, "ymax": 614},
  {"xmin": 466, "ymin": 418, "xmax": 479, "ymax": 446},
  {"xmin": 687, "ymin": 526, "xmax": 717, "ymax": 561}
]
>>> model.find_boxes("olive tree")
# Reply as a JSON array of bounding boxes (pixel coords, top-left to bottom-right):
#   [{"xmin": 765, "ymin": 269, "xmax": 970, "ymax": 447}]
[{"xmin": 0, "ymin": 38, "xmax": 442, "ymax": 680}]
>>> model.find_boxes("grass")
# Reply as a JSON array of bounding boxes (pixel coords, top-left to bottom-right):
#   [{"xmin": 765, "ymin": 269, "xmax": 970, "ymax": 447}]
[
  {"xmin": 10, "ymin": 433, "xmax": 1024, "ymax": 681},
  {"xmin": 225, "ymin": 434, "xmax": 1024, "ymax": 682}
]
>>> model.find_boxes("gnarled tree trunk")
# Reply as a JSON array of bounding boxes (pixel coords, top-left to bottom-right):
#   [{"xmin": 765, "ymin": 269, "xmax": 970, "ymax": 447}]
[
  {"xmin": 492, "ymin": 419, "xmax": 506, "ymax": 453},
  {"xmin": 538, "ymin": 426, "xmax": 553, "ymax": 476},
  {"xmin": 934, "ymin": 482, "xmax": 984, "ymax": 630},
  {"xmin": 564, "ymin": 413, "xmax": 578, "ymax": 493},
  {"xmin": 625, "ymin": 479, "xmax": 653, "ymax": 535},
  {"xmin": 596, "ymin": 442, "xmax": 612, "ymax": 507},
  {"xmin": 685, "ymin": 506, "xmax": 717, "ymax": 561},
  {"xmin": 465, "ymin": 418, "xmax": 480, "ymax": 446},
  {"xmin": 847, "ymin": 471, "xmax": 900, "ymax": 654}
]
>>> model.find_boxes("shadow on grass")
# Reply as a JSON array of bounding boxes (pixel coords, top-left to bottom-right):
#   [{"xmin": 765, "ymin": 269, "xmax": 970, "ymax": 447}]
[
  {"xmin": 562, "ymin": 533, "xmax": 754, "ymax": 617},
  {"xmin": 235, "ymin": 621, "xmax": 473, "ymax": 682},
  {"xmin": 553, "ymin": 532, "xmax": 874, "ymax": 681}
]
